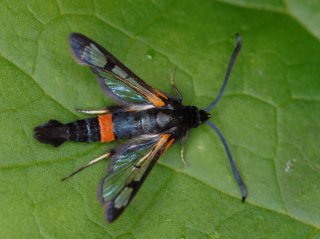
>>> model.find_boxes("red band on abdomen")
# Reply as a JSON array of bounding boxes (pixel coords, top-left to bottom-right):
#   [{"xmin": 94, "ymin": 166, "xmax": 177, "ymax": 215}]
[{"xmin": 98, "ymin": 114, "xmax": 115, "ymax": 142}]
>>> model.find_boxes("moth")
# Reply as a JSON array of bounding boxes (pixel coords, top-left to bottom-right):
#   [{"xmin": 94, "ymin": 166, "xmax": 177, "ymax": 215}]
[{"xmin": 34, "ymin": 33, "xmax": 246, "ymax": 223}]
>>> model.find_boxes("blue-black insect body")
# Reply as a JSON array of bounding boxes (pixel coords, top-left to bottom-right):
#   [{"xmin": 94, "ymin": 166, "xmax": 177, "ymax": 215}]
[{"xmin": 34, "ymin": 33, "xmax": 246, "ymax": 222}]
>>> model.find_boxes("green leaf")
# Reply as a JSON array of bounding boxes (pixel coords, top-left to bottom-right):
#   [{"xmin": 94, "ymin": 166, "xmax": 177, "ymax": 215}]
[{"xmin": 1, "ymin": 0, "xmax": 319, "ymax": 238}]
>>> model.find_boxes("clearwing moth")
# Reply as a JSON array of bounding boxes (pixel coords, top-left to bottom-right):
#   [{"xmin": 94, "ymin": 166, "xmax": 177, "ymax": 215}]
[{"xmin": 34, "ymin": 33, "xmax": 246, "ymax": 223}]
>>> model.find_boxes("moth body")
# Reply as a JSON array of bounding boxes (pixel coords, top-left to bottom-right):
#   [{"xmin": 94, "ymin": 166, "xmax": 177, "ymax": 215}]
[
  {"xmin": 34, "ymin": 106, "xmax": 210, "ymax": 147},
  {"xmin": 34, "ymin": 33, "xmax": 246, "ymax": 223}
]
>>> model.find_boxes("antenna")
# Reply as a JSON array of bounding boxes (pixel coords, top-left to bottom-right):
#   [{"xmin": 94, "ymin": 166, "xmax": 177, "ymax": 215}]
[
  {"xmin": 206, "ymin": 121, "xmax": 247, "ymax": 201},
  {"xmin": 205, "ymin": 34, "xmax": 242, "ymax": 112}
]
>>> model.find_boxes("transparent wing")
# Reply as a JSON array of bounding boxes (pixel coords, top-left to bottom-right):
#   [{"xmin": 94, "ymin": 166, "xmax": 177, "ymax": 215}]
[
  {"xmin": 69, "ymin": 33, "xmax": 169, "ymax": 107},
  {"xmin": 97, "ymin": 134, "xmax": 174, "ymax": 222}
]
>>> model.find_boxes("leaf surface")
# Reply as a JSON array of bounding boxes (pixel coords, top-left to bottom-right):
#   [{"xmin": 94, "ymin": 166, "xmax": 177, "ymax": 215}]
[{"xmin": 0, "ymin": 0, "xmax": 319, "ymax": 238}]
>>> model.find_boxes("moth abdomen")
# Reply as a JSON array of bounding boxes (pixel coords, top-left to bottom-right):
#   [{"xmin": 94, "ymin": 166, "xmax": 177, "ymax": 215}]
[
  {"xmin": 34, "ymin": 117, "xmax": 104, "ymax": 147},
  {"xmin": 67, "ymin": 118, "xmax": 101, "ymax": 143}
]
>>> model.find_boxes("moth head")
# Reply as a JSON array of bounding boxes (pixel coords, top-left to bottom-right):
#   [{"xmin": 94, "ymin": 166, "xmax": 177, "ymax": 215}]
[{"xmin": 199, "ymin": 109, "xmax": 210, "ymax": 123}]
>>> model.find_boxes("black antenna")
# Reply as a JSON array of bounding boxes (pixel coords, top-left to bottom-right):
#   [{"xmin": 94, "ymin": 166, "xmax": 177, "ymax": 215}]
[
  {"xmin": 206, "ymin": 121, "xmax": 246, "ymax": 201},
  {"xmin": 205, "ymin": 34, "xmax": 242, "ymax": 112}
]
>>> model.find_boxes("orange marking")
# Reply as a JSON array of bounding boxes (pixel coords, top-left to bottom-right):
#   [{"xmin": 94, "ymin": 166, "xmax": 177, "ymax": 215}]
[
  {"xmin": 156, "ymin": 134, "xmax": 174, "ymax": 152},
  {"xmin": 98, "ymin": 114, "xmax": 115, "ymax": 142},
  {"xmin": 164, "ymin": 138, "xmax": 175, "ymax": 151},
  {"xmin": 154, "ymin": 89, "xmax": 168, "ymax": 99},
  {"xmin": 147, "ymin": 95, "xmax": 165, "ymax": 107}
]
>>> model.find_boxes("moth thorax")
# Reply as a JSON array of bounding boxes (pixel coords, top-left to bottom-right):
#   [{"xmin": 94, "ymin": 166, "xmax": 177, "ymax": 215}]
[{"xmin": 156, "ymin": 111, "xmax": 171, "ymax": 128}]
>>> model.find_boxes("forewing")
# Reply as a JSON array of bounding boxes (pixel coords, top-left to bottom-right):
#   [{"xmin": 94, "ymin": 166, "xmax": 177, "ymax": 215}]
[
  {"xmin": 69, "ymin": 33, "xmax": 169, "ymax": 107},
  {"xmin": 98, "ymin": 134, "xmax": 174, "ymax": 222}
]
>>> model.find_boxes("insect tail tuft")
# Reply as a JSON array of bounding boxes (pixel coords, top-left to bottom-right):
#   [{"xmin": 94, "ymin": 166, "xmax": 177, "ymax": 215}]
[{"xmin": 33, "ymin": 120, "xmax": 69, "ymax": 147}]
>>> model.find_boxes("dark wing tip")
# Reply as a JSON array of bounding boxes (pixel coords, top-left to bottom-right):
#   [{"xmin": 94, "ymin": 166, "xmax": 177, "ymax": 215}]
[
  {"xmin": 98, "ymin": 176, "xmax": 122, "ymax": 223},
  {"xmin": 68, "ymin": 32, "xmax": 91, "ymax": 66},
  {"xmin": 68, "ymin": 32, "xmax": 82, "ymax": 42},
  {"xmin": 68, "ymin": 32, "xmax": 107, "ymax": 68},
  {"xmin": 68, "ymin": 33, "xmax": 92, "ymax": 48},
  {"xmin": 104, "ymin": 201, "xmax": 124, "ymax": 223}
]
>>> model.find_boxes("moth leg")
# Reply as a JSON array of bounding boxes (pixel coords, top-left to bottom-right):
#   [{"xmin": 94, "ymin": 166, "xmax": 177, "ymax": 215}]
[
  {"xmin": 170, "ymin": 67, "xmax": 183, "ymax": 103},
  {"xmin": 62, "ymin": 152, "xmax": 111, "ymax": 181},
  {"xmin": 76, "ymin": 108, "xmax": 110, "ymax": 115},
  {"xmin": 180, "ymin": 130, "xmax": 189, "ymax": 166}
]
